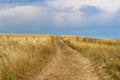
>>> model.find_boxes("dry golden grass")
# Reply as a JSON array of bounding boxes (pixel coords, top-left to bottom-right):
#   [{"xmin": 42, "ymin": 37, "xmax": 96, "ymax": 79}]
[
  {"xmin": 0, "ymin": 34, "xmax": 56, "ymax": 80},
  {"xmin": 61, "ymin": 36, "xmax": 120, "ymax": 80},
  {"xmin": 1, "ymin": 34, "xmax": 120, "ymax": 80}
]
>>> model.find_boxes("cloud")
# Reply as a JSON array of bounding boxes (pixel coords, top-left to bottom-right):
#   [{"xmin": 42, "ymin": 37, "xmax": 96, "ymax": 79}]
[
  {"xmin": 46, "ymin": 0, "xmax": 120, "ymax": 13},
  {"xmin": 0, "ymin": 1, "xmax": 119, "ymax": 29},
  {"xmin": 80, "ymin": 5, "xmax": 102, "ymax": 16},
  {"xmin": 0, "ymin": 0, "xmax": 120, "ymax": 39},
  {"xmin": 1, "ymin": 0, "xmax": 120, "ymax": 16},
  {"xmin": 0, "ymin": 5, "xmax": 48, "ymax": 31},
  {"xmin": 0, "ymin": 0, "xmax": 45, "ymax": 3},
  {"xmin": 0, "ymin": 5, "xmax": 43, "ymax": 17}
]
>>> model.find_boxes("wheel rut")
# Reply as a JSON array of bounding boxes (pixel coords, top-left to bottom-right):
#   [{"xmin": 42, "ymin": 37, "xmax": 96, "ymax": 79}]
[{"xmin": 34, "ymin": 37, "xmax": 99, "ymax": 80}]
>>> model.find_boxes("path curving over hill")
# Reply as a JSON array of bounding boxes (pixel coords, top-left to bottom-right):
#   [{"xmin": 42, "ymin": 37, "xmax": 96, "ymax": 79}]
[{"xmin": 34, "ymin": 37, "xmax": 99, "ymax": 80}]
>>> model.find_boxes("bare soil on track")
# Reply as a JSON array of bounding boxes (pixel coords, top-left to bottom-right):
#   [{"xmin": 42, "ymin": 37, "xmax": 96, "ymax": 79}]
[{"xmin": 34, "ymin": 37, "xmax": 99, "ymax": 80}]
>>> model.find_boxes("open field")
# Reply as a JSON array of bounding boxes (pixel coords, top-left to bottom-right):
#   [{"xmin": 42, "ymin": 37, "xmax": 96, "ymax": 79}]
[
  {"xmin": 0, "ymin": 34, "xmax": 120, "ymax": 80},
  {"xmin": 61, "ymin": 36, "xmax": 120, "ymax": 80},
  {"xmin": 0, "ymin": 34, "xmax": 56, "ymax": 80}
]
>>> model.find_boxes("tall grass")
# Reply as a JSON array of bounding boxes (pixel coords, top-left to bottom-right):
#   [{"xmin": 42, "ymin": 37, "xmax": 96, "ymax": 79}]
[
  {"xmin": 61, "ymin": 36, "xmax": 120, "ymax": 80},
  {"xmin": 0, "ymin": 35, "xmax": 56, "ymax": 80}
]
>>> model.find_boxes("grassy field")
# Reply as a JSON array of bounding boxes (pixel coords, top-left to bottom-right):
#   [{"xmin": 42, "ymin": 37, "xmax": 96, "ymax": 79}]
[
  {"xmin": 0, "ymin": 34, "xmax": 120, "ymax": 80},
  {"xmin": 0, "ymin": 34, "xmax": 56, "ymax": 80},
  {"xmin": 61, "ymin": 36, "xmax": 120, "ymax": 80}
]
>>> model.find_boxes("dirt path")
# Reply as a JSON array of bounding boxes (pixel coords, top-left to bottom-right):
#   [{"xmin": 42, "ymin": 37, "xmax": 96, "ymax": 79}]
[{"xmin": 34, "ymin": 37, "xmax": 99, "ymax": 80}]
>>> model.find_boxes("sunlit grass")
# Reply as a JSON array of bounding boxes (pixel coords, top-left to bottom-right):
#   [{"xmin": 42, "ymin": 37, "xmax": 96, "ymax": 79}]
[
  {"xmin": 0, "ymin": 35, "xmax": 56, "ymax": 80},
  {"xmin": 61, "ymin": 36, "xmax": 120, "ymax": 80}
]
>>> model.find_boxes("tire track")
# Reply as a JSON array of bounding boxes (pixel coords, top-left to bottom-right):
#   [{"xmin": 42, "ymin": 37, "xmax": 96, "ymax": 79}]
[{"xmin": 34, "ymin": 37, "xmax": 99, "ymax": 80}]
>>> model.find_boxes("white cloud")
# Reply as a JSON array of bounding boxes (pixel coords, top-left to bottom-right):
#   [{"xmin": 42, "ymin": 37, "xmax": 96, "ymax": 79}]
[
  {"xmin": 0, "ymin": 0, "xmax": 120, "ymax": 29},
  {"xmin": 55, "ymin": 13, "xmax": 65, "ymax": 24},
  {"xmin": 0, "ymin": 5, "xmax": 48, "ymax": 30},
  {"xmin": 46, "ymin": 0, "xmax": 120, "ymax": 13},
  {"xmin": 0, "ymin": 0, "xmax": 120, "ymax": 21},
  {"xmin": 44, "ymin": 0, "xmax": 120, "ymax": 25},
  {"xmin": 0, "ymin": 5, "xmax": 45, "ymax": 19}
]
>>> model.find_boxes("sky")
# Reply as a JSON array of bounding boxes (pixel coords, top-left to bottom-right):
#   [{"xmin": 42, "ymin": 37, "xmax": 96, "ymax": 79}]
[{"xmin": 0, "ymin": 0, "xmax": 120, "ymax": 39}]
